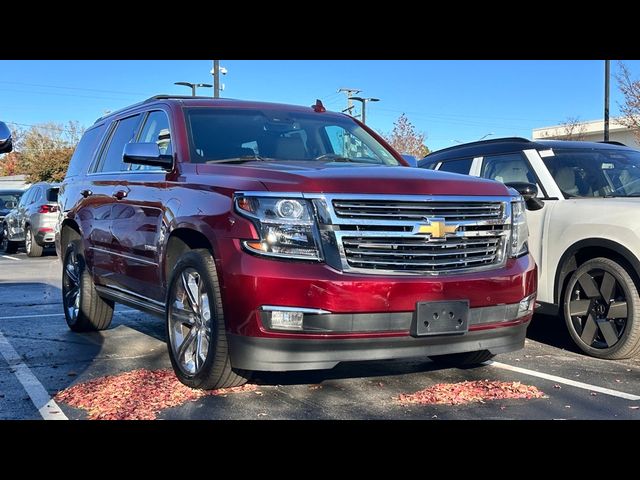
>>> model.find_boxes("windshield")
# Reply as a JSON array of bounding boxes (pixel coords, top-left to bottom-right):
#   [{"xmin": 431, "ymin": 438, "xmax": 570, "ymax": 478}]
[
  {"xmin": 541, "ymin": 148, "xmax": 640, "ymax": 198},
  {"xmin": 0, "ymin": 192, "xmax": 22, "ymax": 213},
  {"xmin": 185, "ymin": 108, "xmax": 399, "ymax": 166}
]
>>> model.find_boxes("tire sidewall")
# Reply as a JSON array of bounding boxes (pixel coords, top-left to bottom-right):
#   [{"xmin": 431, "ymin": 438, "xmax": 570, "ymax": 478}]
[
  {"xmin": 563, "ymin": 258, "xmax": 636, "ymax": 358},
  {"xmin": 165, "ymin": 251, "xmax": 222, "ymax": 387}
]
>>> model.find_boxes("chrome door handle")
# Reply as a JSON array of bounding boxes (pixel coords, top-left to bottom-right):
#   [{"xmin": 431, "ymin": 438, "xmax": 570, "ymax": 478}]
[{"xmin": 81, "ymin": 189, "xmax": 92, "ymax": 198}]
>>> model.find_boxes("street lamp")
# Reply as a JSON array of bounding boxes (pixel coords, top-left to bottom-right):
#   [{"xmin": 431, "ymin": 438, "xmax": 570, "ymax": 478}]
[
  {"xmin": 174, "ymin": 82, "xmax": 213, "ymax": 97},
  {"xmin": 350, "ymin": 96, "xmax": 380, "ymax": 124}
]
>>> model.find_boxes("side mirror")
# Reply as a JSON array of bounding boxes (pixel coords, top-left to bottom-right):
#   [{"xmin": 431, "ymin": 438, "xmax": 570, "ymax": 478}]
[
  {"xmin": 400, "ymin": 154, "xmax": 418, "ymax": 168},
  {"xmin": 505, "ymin": 182, "xmax": 544, "ymax": 211},
  {"xmin": 0, "ymin": 121, "xmax": 13, "ymax": 154},
  {"xmin": 123, "ymin": 142, "xmax": 173, "ymax": 169}
]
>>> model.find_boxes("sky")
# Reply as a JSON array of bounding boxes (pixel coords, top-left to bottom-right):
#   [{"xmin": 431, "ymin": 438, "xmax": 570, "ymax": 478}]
[{"xmin": 1, "ymin": 60, "xmax": 638, "ymax": 152}]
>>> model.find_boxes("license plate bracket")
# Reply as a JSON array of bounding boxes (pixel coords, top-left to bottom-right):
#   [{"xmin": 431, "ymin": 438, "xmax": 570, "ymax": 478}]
[{"xmin": 412, "ymin": 300, "xmax": 469, "ymax": 337}]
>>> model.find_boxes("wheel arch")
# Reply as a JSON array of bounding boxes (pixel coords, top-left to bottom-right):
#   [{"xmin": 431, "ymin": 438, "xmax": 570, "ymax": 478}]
[
  {"xmin": 59, "ymin": 219, "xmax": 82, "ymax": 258},
  {"xmin": 554, "ymin": 238, "xmax": 640, "ymax": 305},
  {"xmin": 163, "ymin": 227, "xmax": 215, "ymax": 289}
]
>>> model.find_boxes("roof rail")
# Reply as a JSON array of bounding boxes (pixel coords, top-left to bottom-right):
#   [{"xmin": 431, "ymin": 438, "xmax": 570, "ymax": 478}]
[
  {"xmin": 93, "ymin": 95, "xmax": 222, "ymax": 124},
  {"xmin": 599, "ymin": 140, "xmax": 627, "ymax": 146},
  {"xmin": 426, "ymin": 137, "xmax": 532, "ymax": 157}
]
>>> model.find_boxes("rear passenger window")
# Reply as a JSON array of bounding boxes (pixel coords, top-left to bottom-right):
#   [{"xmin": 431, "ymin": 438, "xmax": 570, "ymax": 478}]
[
  {"xmin": 482, "ymin": 153, "xmax": 537, "ymax": 184},
  {"xmin": 66, "ymin": 124, "xmax": 107, "ymax": 178},
  {"xmin": 29, "ymin": 187, "xmax": 41, "ymax": 204},
  {"xmin": 96, "ymin": 115, "xmax": 142, "ymax": 173},
  {"xmin": 438, "ymin": 158, "xmax": 473, "ymax": 175}
]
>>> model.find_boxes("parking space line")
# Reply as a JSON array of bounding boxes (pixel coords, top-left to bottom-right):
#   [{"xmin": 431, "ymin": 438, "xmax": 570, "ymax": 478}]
[
  {"xmin": 0, "ymin": 310, "xmax": 139, "ymax": 321},
  {"xmin": 487, "ymin": 360, "xmax": 640, "ymax": 401},
  {"xmin": 0, "ymin": 255, "xmax": 21, "ymax": 261},
  {"xmin": 0, "ymin": 329, "xmax": 68, "ymax": 420}
]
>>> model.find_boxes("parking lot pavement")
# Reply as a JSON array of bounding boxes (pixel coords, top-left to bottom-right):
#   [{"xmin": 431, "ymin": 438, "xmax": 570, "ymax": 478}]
[{"xmin": 1, "ymin": 251, "xmax": 640, "ymax": 420}]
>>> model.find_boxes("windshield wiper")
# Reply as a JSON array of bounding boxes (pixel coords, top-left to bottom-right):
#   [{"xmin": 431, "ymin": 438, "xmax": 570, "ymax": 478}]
[
  {"xmin": 206, "ymin": 155, "xmax": 271, "ymax": 164},
  {"xmin": 314, "ymin": 153, "xmax": 359, "ymax": 163}
]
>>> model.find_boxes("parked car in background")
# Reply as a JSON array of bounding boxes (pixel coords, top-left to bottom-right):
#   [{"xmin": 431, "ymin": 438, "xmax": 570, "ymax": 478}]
[
  {"xmin": 2, "ymin": 182, "xmax": 59, "ymax": 256},
  {"xmin": 56, "ymin": 95, "xmax": 536, "ymax": 390},
  {"xmin": 0, "ymin": 189, "xmax": 24, "ymax": 252},
  {"xmin": 421, "ymin": 137, "xmax": 640, "ymax": 360},
  {"xmin": 0, "ymin": 121, "xmax": 13, "ymax": 154}
]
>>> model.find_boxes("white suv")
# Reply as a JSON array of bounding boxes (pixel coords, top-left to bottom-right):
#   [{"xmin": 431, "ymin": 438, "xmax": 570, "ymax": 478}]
[{"xmin": 421, "ymin": 137, "xmax": 640, "ymax": 359}]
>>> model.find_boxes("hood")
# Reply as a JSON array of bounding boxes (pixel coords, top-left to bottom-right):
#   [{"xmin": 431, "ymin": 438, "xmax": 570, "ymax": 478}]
[{"xmin": 195, "ymin": 161, "xmax": 511, "ymax": 196}]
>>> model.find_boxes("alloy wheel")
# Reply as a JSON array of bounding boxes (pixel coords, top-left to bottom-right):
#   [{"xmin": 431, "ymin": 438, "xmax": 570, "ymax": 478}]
[
  {"xmin": 567, "ymin": 268, "xmax": 628, "ymax": 350},
  {"xmin": 1, "ymin": 225, "xmax": 7, "ymax": 251},
  {"xmin": 168, "ymin": 268, "xmax": 212, "ymax": 376},
  {"xmin": 25, "ymin": 228, "xmax": 32, "ymax": 254},
  {"xmin": 62, "ymin": 248, "xmax": 81, "ymax": 323}
]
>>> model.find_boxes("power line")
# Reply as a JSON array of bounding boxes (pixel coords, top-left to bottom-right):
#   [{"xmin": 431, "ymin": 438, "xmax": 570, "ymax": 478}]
[{"xmin": 0, "ymin": 80, "xmax": 147, "ymax": 96}]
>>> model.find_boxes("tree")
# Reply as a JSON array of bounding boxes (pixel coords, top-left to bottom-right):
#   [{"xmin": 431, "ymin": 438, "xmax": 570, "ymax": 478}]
[
  {"xmin": 3, "ymin": 121, "xmax": 84, "ymax": 183},
  {"xmin": 382, "ymin": 114, "xmax": 430, "ymax": 159},
  {"xmin": 541, "ymin": 116, "xmax": 587, "ymax": 141},
  {"xmin": 616, "ymin": 61, "xmax": 640, "ymax": 143}
]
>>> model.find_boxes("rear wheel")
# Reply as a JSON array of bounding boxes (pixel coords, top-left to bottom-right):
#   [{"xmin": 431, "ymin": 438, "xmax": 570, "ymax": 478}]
[
  {"xmin": 430, "ymin": 350, "xmax": 495, "ymax": 366},
  {"xmin": 25, "ymin": 226, "xmax": 43, "ymax": 257},
  {"xmin": 1, "ymin": 223, "xmax": 18, "ymax": 254},
  {"xmin": 166, "ymin": 248, "xmax": 250, "ymax": 390},
  {"xmin": 563, "ymin": 257, "xmax": 640, "ymax": 359},
  {"xmin": 62, "ymin": 237, "xmax": 114, "ymax": 332}
]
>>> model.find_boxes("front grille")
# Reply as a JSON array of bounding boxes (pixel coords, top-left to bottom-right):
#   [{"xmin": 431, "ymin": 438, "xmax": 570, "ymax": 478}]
[
  {"xmin": 342, "ymin": 236, "xmax": 502, "ymax": 272},
  {"xmin": 333, "ymin": 199, "xmax": 503, "ymax": 222},
  {"xmin": 321, "ymin": 195, "xmax": 512, "ymax": 275}
]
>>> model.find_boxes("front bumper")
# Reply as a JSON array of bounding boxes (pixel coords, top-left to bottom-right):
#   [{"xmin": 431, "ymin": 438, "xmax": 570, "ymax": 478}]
[
  {"xmin": 229, "ymin": 321, "xmax": 529, "ymax": 371},
  {"xmin": 219, "ymin": 239, "xmax": 536, "ymax": 335}
]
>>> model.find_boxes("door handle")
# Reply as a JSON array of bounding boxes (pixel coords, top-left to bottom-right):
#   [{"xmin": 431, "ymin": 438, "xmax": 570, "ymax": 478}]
[
  {"xmin": 112, "ymin": 190, "xmax": 128, "ymax": 200},
  {"xmin": 81, "ymin": 189, "xmax": 92, "ymax": 198}
]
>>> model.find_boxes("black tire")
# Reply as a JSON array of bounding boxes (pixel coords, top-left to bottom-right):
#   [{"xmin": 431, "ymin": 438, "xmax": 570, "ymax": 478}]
[
  {"xmin": 1, "ymin": 223, "xmax": 18, "ymax": 254},
  {"xmin": 166, "ymin": 248, "xmax": 250, "ymax": 390},
  {"xmin": 563, "ymin": 257, "xmax": 640, "ymax": 360},
  {"xmin": 25, "ymin": 225, "xmax": 43, "ymax": 257},
  {"xmin": 430, "ymin": 350, "xmax": 495, "ymax": 366},
  {"xmin": 62, "ymin": 237, "xmax": 114, "ymax": 332}
]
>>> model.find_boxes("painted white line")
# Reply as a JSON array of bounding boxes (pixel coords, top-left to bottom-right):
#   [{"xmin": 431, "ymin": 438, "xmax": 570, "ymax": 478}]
[
  {"xmin": 0, "ymin": 329, "xmax": 68, "ymax": 420},
  {"xmin": 0, "ymin": 310, "xmax": 139, "ymax": 321},
  {"xmin": 487, "ymin": 360, "xmax": 640, "ymax": 401},
  {"xmin": 0, "ymin": 255, "xmax": 20, "ymax": 261}
]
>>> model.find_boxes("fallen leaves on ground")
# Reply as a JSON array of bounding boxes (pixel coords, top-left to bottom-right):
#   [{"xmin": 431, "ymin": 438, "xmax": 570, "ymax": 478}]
[
  {"xmin": 54, "ymin": 369, "xmax": 258, "ymax": 420},
  {"xmin": 397, "ymin": 380, "xmax": 545, "ymax": 406}
]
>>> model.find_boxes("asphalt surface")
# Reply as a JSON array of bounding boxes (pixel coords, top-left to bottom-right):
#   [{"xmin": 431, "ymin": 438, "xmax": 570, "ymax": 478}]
[{"xmin": 1, "ymin": 248, "xmax": 640, "ymax": 420}]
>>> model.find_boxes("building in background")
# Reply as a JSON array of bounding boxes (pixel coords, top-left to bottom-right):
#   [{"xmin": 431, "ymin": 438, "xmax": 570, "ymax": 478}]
[
  {"xmin": 533, "ymin": 119, "xmax": 640, "ymax": 148},
  {"xmin": 0, "ymin": 174, "xmax": 28, "ymax": 190}
]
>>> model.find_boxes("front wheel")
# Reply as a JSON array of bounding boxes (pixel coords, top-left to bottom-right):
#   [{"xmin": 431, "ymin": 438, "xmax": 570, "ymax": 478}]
[
  {"xmin": 563, "ymin": 257, "xmax": 640, "ymax": 359},
  {"xmin": 429, "ymin": 350, "xmax": 495, "ymax": 367},
  {"xmin": 166, "ymin": 248, "xmax": 251, "ymax": 390}
]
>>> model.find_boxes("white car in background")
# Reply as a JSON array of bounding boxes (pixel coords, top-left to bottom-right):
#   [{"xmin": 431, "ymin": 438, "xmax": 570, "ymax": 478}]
[{"xmin": 421, "ymin": 138, "xmax": 640, "ymax": 360}]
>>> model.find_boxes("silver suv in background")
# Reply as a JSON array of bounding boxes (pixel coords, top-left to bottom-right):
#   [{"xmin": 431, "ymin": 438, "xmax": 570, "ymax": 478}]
[{"xmin": 2, "ymin": 182, "xmax": 59, "ymax": 256}]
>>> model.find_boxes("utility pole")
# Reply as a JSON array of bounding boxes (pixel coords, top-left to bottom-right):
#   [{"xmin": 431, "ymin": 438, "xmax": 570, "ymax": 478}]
[
  {"xmin": 213, "ymin": 60, "xmax": 220, "ymax": 98},
  {"xmin": 338, "ymin": 88, "xmax": 361, "ymax": 116},
  {"xmin": 350, "ymin": 97, "xmax": 380, "ymax": 124},
  {"xmin": 604, "ymin": 59, "xmax": 610, "ymax": 142}
]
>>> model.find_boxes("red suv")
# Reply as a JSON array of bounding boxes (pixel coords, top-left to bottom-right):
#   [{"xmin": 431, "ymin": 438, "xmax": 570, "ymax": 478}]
[{"xmin": 56, "ymin": 96, "xmax": 537, "ymax": 389}]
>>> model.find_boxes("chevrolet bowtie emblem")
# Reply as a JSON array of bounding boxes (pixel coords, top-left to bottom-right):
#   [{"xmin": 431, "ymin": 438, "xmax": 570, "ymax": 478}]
[{"xmin": 415, "ymin": 219, "xmax": 458, "ymax": 239}]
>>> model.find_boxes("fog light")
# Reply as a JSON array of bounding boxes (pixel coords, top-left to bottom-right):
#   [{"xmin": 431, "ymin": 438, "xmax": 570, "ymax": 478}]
[
  {"xmin": 517, "ymin": 294, "xmax": 536, "ymax": 318},
  {"xmin": 270, "ymin": 310, "xmax": 304, "ymax": 330}
]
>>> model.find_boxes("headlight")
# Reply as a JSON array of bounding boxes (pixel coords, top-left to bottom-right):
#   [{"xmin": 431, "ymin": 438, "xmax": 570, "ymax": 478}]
[
  {"xmin": 235, "ymin": 195, "xmax": 323, "ymax": 261},
  {"xmin": 510, "ymin": 198, "xmax": 529, "ymax": 258}
]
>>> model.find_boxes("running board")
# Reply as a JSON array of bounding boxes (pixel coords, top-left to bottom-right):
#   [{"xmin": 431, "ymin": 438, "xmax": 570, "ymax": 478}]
[{"xmin": 95, "ymin": 285, "xmax": 165, "ymax": 318}]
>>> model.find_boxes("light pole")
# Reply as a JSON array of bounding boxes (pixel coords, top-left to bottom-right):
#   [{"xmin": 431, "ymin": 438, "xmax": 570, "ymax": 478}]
[
  {"xmin": 174, "ymin": 82, "xmax": 213, "ymax": 97},
  {"xmin": 350, "ymin": 97, "xmax": 380, "ymax": 124},
  {"xmin": 604, "ymin": 60, "xmax": 610, "ymax": 141},
  {"xmin": 211, "ymin": 61, "xmax": 228, "ymax": 98}
]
